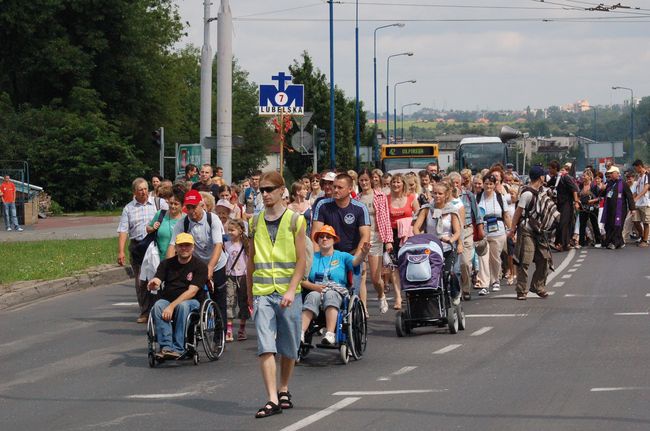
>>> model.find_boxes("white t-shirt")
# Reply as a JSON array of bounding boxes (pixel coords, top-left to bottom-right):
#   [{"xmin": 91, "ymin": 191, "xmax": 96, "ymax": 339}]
[
  {"xmin": 478, "ymin": 193, "xmax": 506, "ymax": 237},
  {"xmin": 636, "ymin": 172, "xmax": 650, "ymax": 207}
]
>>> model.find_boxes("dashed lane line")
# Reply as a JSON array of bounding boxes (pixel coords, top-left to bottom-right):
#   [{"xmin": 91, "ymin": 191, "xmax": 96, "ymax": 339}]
[
  {"xmin": 470, "ymin": 326, "xmax": 493, "ymax": 336},
  {"xmin": 547, "ymin": 248, "xmax": 576, "ymax": 283},
  {"xmin": 433, "ymin": 344, "xmax": 462, "ymax": 354},
  {"xmin": 567, "ymin": 268, "xmax": 578, "ymax": 272},
  {"xmin": 613, "ymin": 312, "xmax": 649, "ymax": 316},
  {"xmin": 553, "ymin": 281, "xmax": 565, "ymax": 287},
  {"xmin": 492, "ymin": 291, "xmax": 555, "ymax": 299},
  {"xmin": 333, "ymin": 390, "xmax": 444, "ymax": 396},
  {"xmin": 562, "ymin": 274, "xmax": 572, "ymax": 279},
  {"xmin": 564, "ymin": 294, "xmax": 628, "ymax": 298},
  {"xmin": 279, "ymin": 397, "xmax": 361, "ymax": 431},
  {"xmin": 591, "ymin": 387, "xmax": 650, "ymax": 392},
  {"xmin": 126, "ymin": 392, "xmax": 197, "ymax": 399},
  {"xmin": 112, "ymin": 302, "xmax": 139, "ymax": 306},
  {"xmin": 377, "ymin": 366, "xmax": 417, "ymax": 381},
  {"xmin": 466, "ymin": 314, "xmax": 528, "ymax": 318}
]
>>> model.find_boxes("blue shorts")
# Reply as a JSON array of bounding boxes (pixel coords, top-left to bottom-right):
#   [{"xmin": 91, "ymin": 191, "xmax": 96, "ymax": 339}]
[{"xmin": 253, "ymin": 292, "xmax": 302, "ymax": 359}]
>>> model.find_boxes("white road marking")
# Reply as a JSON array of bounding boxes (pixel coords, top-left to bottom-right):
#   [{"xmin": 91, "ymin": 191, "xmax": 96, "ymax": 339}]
[
  {"xmin": 433, "ymin": 344, "xmax": 462, "ymax": 354},
  {"xmin": 562, "ymin": 274, "xmax": 572, "ymax": 279},
  {"xmin": 614, "ymin": 312, "xmax": 649, "ymax": 316},
  {"xmin": 466, "ymin": 314, "xmax": 528, "ymax": 317},
  {"xmin": 591, "ymin": 387, "xmax": 650, "ymax": 392},
  {"xmin": 112, "ymin": 302, "xmax": 139, "ymax": 306},
  {"xmin": 333, "ymin": 390, "xmax": 444, "ymax": 396},
  {"xmin": 280, "ymin": 397, "xmax": 361, "ymax": 431},
  {"xmin": 553, "ymin": 281, "xmax": 565, "ymax": 287},
  {"xmin": 576, "ymin": 258, "xmax": 585, "ymax": 262},
  {"xmin": 567, "ymin": 268, "xmax": 577, "ymax": 273},
  {"xmin": 126, "ymin": 392, "xmax": 197, "ymax": 399},
  {"xmin": 377, "ymin": 366, "xmax": 417, "ymax": 381},
  {"xmin": 547, "ymin": 249, "xmax": 576, "ymax": 283},
  {"xmin": 565, "ymin": 294, "xmax": 628, "ymax": 298},
  {"xmin": 645, "ymin": 293, "xmax": 650, "ymax": 297},
  {"xmin": 470, "ymin": 326, "xmax": 493, "ymax": 336},
  {"xmin": 646, "ymin": 276, "xmax": 650, "ymax": 280},
  {"xmin": 493, "ymin": 292, "xmax": 555, "ymax": 299},
  {"xmin": 572, "ymin": 263, "xmax": 582, "ymax": 268}
]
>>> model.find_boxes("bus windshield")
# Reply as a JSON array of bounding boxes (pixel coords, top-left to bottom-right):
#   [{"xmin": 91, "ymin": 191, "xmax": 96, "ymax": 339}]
[
  {"xmin": 458, "ymin": 143, "xmax": 506, "ymax": 172},
  {"xmin": 383, "ymin": 157, "xmax": 438, "ymax": 172}
]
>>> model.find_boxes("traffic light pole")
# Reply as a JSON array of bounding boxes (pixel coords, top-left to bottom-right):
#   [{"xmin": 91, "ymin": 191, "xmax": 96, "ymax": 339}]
[{"xmin": 313, "ymin": 125, "xmax": 318, "ymax": 173}]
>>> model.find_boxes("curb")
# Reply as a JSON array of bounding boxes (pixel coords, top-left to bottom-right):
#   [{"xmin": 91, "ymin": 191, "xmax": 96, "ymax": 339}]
[{"xmin": 0, "ymin": 265, "xmax": 134, "ymax": 310}]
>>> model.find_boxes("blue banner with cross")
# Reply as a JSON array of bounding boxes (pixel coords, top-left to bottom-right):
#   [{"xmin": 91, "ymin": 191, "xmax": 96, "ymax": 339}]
[{"xmin": 258, "ymin": 72, "xmax": 304, "ymax": 116}]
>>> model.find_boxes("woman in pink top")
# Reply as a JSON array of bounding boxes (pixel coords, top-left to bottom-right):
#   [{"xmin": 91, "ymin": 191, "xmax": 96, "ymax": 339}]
[{"xmin": 387, "ymin": 173, "xmax": 420, "ymax": 309}]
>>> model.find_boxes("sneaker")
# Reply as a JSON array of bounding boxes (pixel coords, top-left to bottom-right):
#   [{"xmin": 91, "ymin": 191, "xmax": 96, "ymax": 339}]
[
  {"xmin": 378, "ymin": 296, "xmax": 388, "ymax": 314},
  {"xmin": 300, "ymin": 331, "xmax": 305, "ymax": 344},
  {"xmin": 6, "ymin": 227, "xmax": 11, "ymax": 231},
  {"xmin": 136, "ymin": 314, "xmax": 148, "ymax": 324},
  {"xmin": 478, "ymin": 288, "xmax": 489, "ymax": 296},
  {"xmin": 162, "ymin": 349, "xmax": 181, "ymax": 360},
  {"xmin": 15, "ymin": 227, "xmax": 23, "ymax": 232},
  {"xmin": 594, "ymin": 244, "xmax": 602, "ymax": 248},
  {"xmin": 491, "ymin": 282, "xmax": 501, "ymax": 292},
  {"xmin": 516, "ymin": 293, "xmax": 527, "ymax": 300},
  {"xmin": 607, "ymin": 244, "xmax": 616, "ymax": 250},
  {"xmin": 226, "ymin": 331, "xmax": 234, "ymax": 342},
  {"xmin": 321, "ymin": 331, "xmax": 336, "ymax": 346}
]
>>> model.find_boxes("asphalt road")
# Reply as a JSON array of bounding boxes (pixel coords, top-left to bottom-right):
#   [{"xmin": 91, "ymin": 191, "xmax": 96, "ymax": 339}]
[{"xmin": 1, "ymin": 247, "xmax": 649, "ymax": 431}]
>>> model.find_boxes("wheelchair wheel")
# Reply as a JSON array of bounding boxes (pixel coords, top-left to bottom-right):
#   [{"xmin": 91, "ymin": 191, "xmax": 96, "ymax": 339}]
[
  {"xmin": 340, "ymin": 344, "xmax": 350, "ymax": 365},
  {"xmin": 348, "ymin": 296, "xmax": 367, "ymax": 360},
  {"xmin": 193, "ymin": 352, "xmax": 200, "ymax": 365},
  {"xmin": 146, "ymin": 314, "xmax": 158, "ymax": 367},
  {"xmin": 148, "ymin": 352, "xmax": 156, "ymax": 368},
  {"xmin": 456, "ymin": 303, "xmax": 466, "ymax": 331},
  {"xmin": 447, "ymin": 307, "xmax": 459, "ymax": 334},
  {"xmin": 200, "ymin": 299, "xmax": 225, "ymax": 361}
]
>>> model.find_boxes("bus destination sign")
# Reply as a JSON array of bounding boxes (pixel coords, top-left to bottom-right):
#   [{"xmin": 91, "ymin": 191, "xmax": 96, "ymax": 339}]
[{"xmin": 387, "ymin": 146, "xmax": 435, "ymax": 157}]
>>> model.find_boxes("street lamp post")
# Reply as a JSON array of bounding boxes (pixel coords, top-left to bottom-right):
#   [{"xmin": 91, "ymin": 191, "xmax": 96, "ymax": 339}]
[
  {"xmin": 612, "ymin": 86, "xmax": 634, "ymax": 162},
  {"xmin": 401, "ymin": 102, "xmax": 421, "ymax": 141},
  {"xmin": 394, "ymin": 80, "xmax": 416, "ymax": 143},
  {"xmin": 386, "ymin": 52, "xmax": 413, "ymax": 144},
  {"xmin": 374, "ymin": 23, "xmax": 404, "ymax": 163}
]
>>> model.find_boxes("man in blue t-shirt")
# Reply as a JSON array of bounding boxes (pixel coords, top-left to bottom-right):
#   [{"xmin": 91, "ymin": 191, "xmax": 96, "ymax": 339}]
[{"xmin": 312, "ymin": 173, "xmax": 370, "ymax": 296}]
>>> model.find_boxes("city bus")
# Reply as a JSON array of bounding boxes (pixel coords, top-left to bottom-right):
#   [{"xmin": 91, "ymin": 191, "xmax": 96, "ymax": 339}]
[
  {"xmin": 456, "ymin": 137, "xmax": 508, "ymax": 173},
  {"xmin": 380, "ymin": 143, "xmax": 439, "ymax": 175}
]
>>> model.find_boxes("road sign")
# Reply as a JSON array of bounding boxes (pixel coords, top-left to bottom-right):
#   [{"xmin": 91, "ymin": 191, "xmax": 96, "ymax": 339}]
[
  {"xmin": 297, "ymin": 112, "xmax": 313, "ymax": 131},
  {"xmin": 259, "ymin": 72, "xmax": 304, "ymax": 116},
  {"xmin": 291, "ymin": 131, "xmax": 313, "ymax": 153},
  {"xmin": 201, "ymin": 136, "xmax": 218, "ymax": 149},
  {"xmin": 176, "ymin": 144, "xmax": 203, "ymax": 177}
]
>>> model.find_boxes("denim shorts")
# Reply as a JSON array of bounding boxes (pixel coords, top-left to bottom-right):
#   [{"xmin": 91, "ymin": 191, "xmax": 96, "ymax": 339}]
[
  {"xmin": 302, "ymin": 290, "xmax": 344, "ymax": 315},
  {"xmin": 253, "ymin": 292, "xmax": 302, "ymax": 359}
]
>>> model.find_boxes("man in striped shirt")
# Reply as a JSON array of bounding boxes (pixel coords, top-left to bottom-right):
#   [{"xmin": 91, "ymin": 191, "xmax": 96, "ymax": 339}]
[{"xmin": 117, "ymin": 177, "xmax": 168, "ymax": 323}]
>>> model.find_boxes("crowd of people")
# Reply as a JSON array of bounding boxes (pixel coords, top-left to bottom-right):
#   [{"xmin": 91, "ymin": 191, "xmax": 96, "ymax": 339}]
[{"xmin": 116, "ymin": 157, "xmax": 649, "ymax": 418}]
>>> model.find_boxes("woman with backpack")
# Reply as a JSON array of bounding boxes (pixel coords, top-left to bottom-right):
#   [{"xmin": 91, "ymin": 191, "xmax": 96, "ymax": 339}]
[{"xmin": 476, "ymin": 174, "xmax": 511, "ymax": 296}]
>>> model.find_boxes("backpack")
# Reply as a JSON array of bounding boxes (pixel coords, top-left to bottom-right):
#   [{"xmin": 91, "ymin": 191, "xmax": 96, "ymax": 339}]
[
  {"xmin": 184, "ymin": 211, "xmax": 212, "ymax": 233},
  {"xmin": 476, "ymin": 190, "xmax": 505, "ymax": 219},
  {"xmin": 250, "ymin": 210, "xmax": 313, "ymax": 276},
  {"xmin": 520, "ymin": 186, "xmax": 560, "ymax": 236}
]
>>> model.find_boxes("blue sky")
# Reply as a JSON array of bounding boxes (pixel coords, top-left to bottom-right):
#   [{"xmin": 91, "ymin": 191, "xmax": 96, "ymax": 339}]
[{"xmin": 174, "ymin": 0, "xmax": 650, "ymax": 111}]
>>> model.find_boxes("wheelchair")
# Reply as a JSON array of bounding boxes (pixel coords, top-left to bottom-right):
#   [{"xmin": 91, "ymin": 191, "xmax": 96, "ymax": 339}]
[
  {"xmin": 147, "ymin": 297, "xmax": 225, "ymax": 367},
  {"xmin": 298, "ymin": 288, "xmax": 367, "ymax": 365}
]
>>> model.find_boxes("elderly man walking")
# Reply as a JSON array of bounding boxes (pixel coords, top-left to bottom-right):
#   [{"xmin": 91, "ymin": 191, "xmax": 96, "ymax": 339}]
[{"xmin": 117, "ymin": 178, "xmax": 168, "ymax": 323}]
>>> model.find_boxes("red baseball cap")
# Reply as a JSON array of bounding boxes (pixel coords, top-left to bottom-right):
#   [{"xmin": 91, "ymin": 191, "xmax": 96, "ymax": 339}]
[{"xmin": 184, "ymin": 190, "xmax": 203, "ymax": 206}]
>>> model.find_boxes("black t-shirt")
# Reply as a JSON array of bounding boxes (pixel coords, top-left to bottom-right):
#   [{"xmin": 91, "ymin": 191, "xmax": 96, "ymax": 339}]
[
  {"xmin": 264, "ymin": 211, "xmax": 285, "ymax": 244},
  {"xmin": 550, "ymin": 174, "xmax": 578, "ymax": 205},
  {"xmin": 154, "ymin": 256, "xmax": 209, "ymax": 303},
  {"xmin": 192, "ymin": 182, "xmax": 221, "ymax": 201},
  {"xmin": 313, "ymin": 198, "xmax": 370, "ymax": 253}
]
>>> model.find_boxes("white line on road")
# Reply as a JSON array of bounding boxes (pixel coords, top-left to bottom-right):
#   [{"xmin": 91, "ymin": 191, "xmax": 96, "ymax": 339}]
[
  {"xmin": 591, "ymin": 387, "xmax": 650, "ymax": 392},
  {"xmin": 562, "ymin": 274, "xmax": 572, "ymax": 279},
  {"xmin": 553, "ymin": 281, "xmax": 565, "ymax": 287},
  {"xmin": 572, "ymin": 263, "xmax": 582, "ymax": 267},
  {"xmin": 466, "ymin": 314, "xmax": 528, "ymax": 317},
  {"xmin": 126, "ymin": 392, "xmax": 197, "ymax": 399},
  {"xmin": 646, "ymin": 293, "xmax": 650, "ymax": 297},
  {"xmin": 280, "ymin": 397, "xmax": 361, "ymax": 431},
  {"xmin": 112, "ymin": 302, "xmax": 139, "ymax": 306},
  {"xmin": 568, "ymin": 268, "xmax": 577, "ymax": 272},
  {"xmin": 576, "ymin": 259, "xmax": 585, "ymax": 263},
  {"xmin": 547, "ymin": 248, "xmax": 576, "ymax": 283},
  {"xmin": 614, "ymin": 312, "xmax": 649, "ymax": 316},
  {"xmin": 565, "ymin": 294, "xmax": 628, "ymax": 298},
  {"xmin": 433, "ymin": 344, "xmax": 462, "ymax": 354},
  {"xmin": 470, "ymin": 326, "xmax": 493, "ymax": 336},
  {"xmin": 333, "ymin": 390, "xmax": 444, "ymax": 396},
  {"xmin": 493, "ymin": 292, "xmax": 555, "ymax": 299},
  {"xmin": 377, "ymin": 366, "xmax": 418, "ymax": 381}
]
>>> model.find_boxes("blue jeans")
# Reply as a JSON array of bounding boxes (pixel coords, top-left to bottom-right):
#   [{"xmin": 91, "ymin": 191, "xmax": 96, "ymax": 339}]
[
  {"xmin": 3, "ymin": 203, "xmax": 18, "ymax": 229},
  {"xmin": 152, "ymin": 299, "xmax": 200, "ymax": 353}
]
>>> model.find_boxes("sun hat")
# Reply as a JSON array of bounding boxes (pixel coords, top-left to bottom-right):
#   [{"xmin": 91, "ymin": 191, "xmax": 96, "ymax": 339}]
[
  {"xmin": 606, "ymin": 165, "xmax": 620, "ymax": 174},
  {"xmin": 215, "ymin": 199, "xmax": 234, "ymax": 210},
  {"xmin": 313, "ymin": 225, "xmax": 340, "ymax": 243}
]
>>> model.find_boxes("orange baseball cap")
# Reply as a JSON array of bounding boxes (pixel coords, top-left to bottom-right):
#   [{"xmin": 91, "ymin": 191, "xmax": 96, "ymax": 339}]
[{"xmin": 314, "ymin": 225, "xmax": 340, "ymax": 243}]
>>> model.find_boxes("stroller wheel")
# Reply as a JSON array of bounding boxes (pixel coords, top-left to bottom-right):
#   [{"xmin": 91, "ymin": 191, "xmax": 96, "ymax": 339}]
[
  {"xmin": 456, "ymin": 304, "xmax": 466, "ymax": 331},
  {"xmin": 395, "ymin": 311, "xmax": 407, "ymax": 337},
  {"xmin": 447, "ymin": 307, "xmax": 459, "ymax": 334}
]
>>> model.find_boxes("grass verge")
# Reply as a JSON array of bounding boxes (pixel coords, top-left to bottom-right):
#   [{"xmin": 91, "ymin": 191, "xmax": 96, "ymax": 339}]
[{"xmin": 0, "ymin": 238, "xmax": 125, "ymax": 285}]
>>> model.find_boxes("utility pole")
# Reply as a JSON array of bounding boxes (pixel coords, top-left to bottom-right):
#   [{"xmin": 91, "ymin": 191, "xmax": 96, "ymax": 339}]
[
  {"xmin": 217, "ymin": 0, "xmax": 233, "ymax": 185},
  {"xmin": 199, "ymin": 0, "xmax": 213, "ymax": 167}
]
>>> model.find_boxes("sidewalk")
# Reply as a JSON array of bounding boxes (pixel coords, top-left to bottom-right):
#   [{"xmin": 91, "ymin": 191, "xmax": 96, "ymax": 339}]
[{"xmin": 0, "ymin": 215, "xmax": 119, "ymax": 242}]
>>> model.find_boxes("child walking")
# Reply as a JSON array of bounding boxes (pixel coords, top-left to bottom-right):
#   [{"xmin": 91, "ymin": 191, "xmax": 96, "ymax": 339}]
[{"xmin": 224, "ymin": 219, "xmax": 250, "ymax": 342}]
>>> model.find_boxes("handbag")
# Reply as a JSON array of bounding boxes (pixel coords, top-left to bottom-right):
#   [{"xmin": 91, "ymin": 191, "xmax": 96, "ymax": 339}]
[
  {"xmin": 139, "ymin": 240, "xmax": 161, "ymax": 281},
  {"xmin": 471, "ymin": 207, "xmax": 485, "ymax": 242},
  {"xmin": 135, "ymin": 210, "xmax": 167, "ymax": 255}
]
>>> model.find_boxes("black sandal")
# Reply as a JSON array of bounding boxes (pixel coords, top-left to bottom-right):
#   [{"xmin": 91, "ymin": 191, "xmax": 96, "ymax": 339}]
[
  {"xmin": 255, "ymin": 401, "xmax": 282, "ymax": 419},
  {"xmin": 278, "ymin": 391, "xmax": 293, "ymax": 409}
]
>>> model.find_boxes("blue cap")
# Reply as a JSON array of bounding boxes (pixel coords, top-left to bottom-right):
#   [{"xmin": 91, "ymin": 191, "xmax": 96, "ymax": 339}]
[{"xmin": 529, "ymin": 165, "xmax": 546, "ymax": 180}]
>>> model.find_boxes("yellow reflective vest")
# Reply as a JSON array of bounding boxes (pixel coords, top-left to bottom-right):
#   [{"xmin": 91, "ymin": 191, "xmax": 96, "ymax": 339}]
[{"xmin": 252, "ymin": 209, "xmax": 304, "ymax": 296}]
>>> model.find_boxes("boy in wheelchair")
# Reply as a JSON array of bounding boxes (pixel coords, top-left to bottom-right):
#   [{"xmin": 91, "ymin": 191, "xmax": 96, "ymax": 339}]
[
  {"xmin": 147, "ymin": 233, "xmax": 208, "ymax": 360},
  {"xmin": 300, "ymin": 225, "xmax": 369, "ymax": 346}
]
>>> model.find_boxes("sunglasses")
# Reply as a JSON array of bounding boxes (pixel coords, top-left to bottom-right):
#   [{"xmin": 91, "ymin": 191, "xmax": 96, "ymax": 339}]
[
  {"xmin": 318, "ymin": 234, "xmax": 334, "ymax": 240},
  {"xmin": 259, "ymin": 185, "xmax": 281, "ymax": 194}
]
